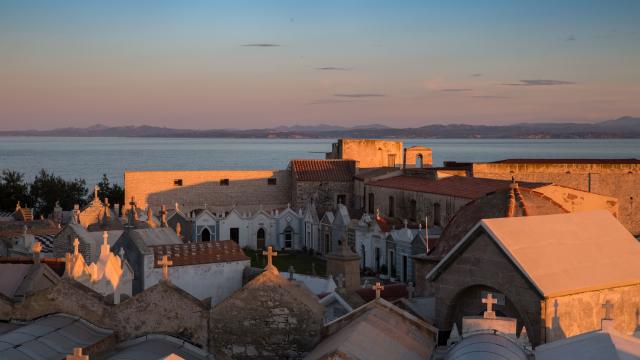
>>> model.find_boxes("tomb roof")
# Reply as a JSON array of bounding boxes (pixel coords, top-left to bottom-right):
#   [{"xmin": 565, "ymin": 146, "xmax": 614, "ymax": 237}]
[{"xmin": 151, "ymin": 240, "xmax": 249, "ymax": 267}]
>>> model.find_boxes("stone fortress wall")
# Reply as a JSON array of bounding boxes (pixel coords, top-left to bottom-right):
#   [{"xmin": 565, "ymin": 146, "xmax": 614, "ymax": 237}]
[
  {"xmin": 124, "ymin": 169, "xmax": 291, "ymax": 213},
  {"xmin": 326, "ymin": 139, "xmax": 404, "ymax": 168},
  {"xmin": 472, "ymin": 162, "xmax": 640, "ymax": 235}
]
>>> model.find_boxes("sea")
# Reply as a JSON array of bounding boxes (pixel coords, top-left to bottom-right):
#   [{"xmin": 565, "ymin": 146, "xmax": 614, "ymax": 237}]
[{"xmin": 1, "ymin": 137, "xmax": 639, "ymax": 185}]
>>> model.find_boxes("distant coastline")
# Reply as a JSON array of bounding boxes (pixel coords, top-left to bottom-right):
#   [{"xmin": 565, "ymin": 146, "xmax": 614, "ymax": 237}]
[{"xmin": 1, "ymin": 116, "xmax": 639, "ymax": 139}]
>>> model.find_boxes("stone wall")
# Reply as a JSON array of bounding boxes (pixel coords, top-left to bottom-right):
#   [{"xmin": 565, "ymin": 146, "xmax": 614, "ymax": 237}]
[
  {"xmin": 404, "ymin": 146, "xmax": 433, "ymax": 168},
  {"xmin": 472, "ymin": 162, "xmax": 640, "ymax": 235},
  {"xmin": 125, "ymin": 170, "xmax": 291, "ymax": 212},
  {"xmin": 544, "ymin": 284, "xmax": 640, "ymax": 342},
  {"xmin": 210, "ymin": 271, "xmax": 324, "ymax": 359},
  {"xmin": 365, "ymin": 185, "xmax": 470, "ymax": 227},
  {"xmin": 427, "ymin": 231, "xmax": 544, "ymax": 346},
  {"xmin": 326, "ymin": 139, "xmax": 403, "ymax": 168},
  {"xmin": 293, "ymin": 181, "xmax": 353, "ymax": 216},
  {"xmin": 1, "ymin": 279, "xmax": 211, "ymax": 349}
]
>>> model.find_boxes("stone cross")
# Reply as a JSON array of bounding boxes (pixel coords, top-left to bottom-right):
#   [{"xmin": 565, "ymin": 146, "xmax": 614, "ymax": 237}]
[
  {"xmin": 160, "ymin": 205, "xmax": 168, "ymax": 227},
  {"xmin": 288, "ymin": 265, "xmax": 295, "ymax": 280},
  {"xmin": 94, "ymin": 185, "xmax": 100, "ymax": 200},
  {"xmin": 175, "ymin": 222, "xmax": 182, "ymax": 237},
  {"xmin": 157, "ymin": 255, "xmax": 173, "ymax": 282},
  {"xmin": 603, "ymin": 300, "xmax": 614, "ymax": 320},
  {"xmin": 32, "ymin": 241, "xmax": 42, "ymax": 264},
  {"xmin": 66, "ymin": 347, "xmax": 89, "ymax": 360},
  {"xmin": 407, "ymin": 282, "xmax": 415, "ymax": 300},
  {"xmin": 262, "ymin": 246, "xmax": 278, "ymax": 269},
  {"xmin": 482, "ymin": 293, "xmax": 498, "ymax": 319},
  {"xmin": 372, "ymin": 282, "xmax": 384, "ymax": 299},
  {"xmin": 73, "ymin": 238, "xmax": 80, "ymax": 255}
]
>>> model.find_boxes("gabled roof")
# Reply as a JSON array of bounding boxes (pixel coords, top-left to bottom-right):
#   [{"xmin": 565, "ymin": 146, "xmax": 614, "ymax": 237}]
[
  {"xmin": 368, "ymin": 175, "xmax": 545, "ymax": 199},
  {"xmin": 535, "ymin": 326, "xmax": 640, "ymax": 359},
  {"xmin": 428, "ymin": 211, "xmax": 640, "ymax": 297},
  {"xmin": 0, "ymin": 313, "xmax": 113, "ymax": 359},
  {"xmin": 305, "ymin": 298, "xmax": 437, "ymax": 360},
  {"xmin": 151, "ymin": 240, "xmax": 249, "ymax": 267},
  {"xmin": 290, "ymin": 159, "xmax": 356, "ymax": 182}
]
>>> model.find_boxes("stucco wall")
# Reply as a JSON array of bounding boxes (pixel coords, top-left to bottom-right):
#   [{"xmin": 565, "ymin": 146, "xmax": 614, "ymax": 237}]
[
  {"xmin": 472, "ymin": 162, "xmax": 640, "ymax": 235},
  {"xmin": 125, "ymin": 170, "xmax": 291, "ymax": 212},
  {"xmin": 544, "ymin": 284, "xmax": 640, "ymax": 342},
  {"xmin": 365, "ymin": 185, "xmax": 470, "ymax": 227},
  {"xmin": 144, "ymin": 259, "xmax": 249, "ymax": 306}
]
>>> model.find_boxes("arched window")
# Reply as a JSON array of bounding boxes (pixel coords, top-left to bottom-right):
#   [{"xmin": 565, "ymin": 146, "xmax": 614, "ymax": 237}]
[
  {"xmin": 284, "ymin": 226, "xmax": 293, "ymax": 248},
  {"xmin": 368, "ymin": 193, "xmax": 375, "ymax": 214},
  {"xmin": 201, "ymin": 227, "xmax": 211, "ymax": 242},
  {"xmin": 433, "ymin": 203, "xmax": 441, "ymax": 226},
  {"xmin": 416, "ymin": 154, "xmax": 423, "ymax": 168},
  {"xmin": 257, "ymin": 228, "xmax": 266, "ymax": 249},
  {"xmin": 410, "ymin": 199, "xmax": 417, "ymax": 221}
]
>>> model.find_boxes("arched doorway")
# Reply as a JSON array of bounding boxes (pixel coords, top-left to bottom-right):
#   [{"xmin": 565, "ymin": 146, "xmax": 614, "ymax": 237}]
[
  {"xmin": 257, "ymin": 228, "xmax": 266, "ymax": 249},
  {"xmin": 284, "ymin": 226, "xmax": 293, "ymax": 248},
  {"xmin": 201, "ymin": 228, "xmax": 211, "ymax": 242},
  {"xmin": 443, "ymin": 285, "xmax": 531, "ymax": 342},
  {"xmin": 416, "ymin": 154, "xmax": 423, "ymax": 168}
]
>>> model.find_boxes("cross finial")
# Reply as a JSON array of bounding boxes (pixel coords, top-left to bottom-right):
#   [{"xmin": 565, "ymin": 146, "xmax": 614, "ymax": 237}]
[
  {"xmin": 102, "ymin": 231, "xmax": 108, "ymax": 246},
  {"xmin": 94, "ymin": 185, "xmax": 100, "ymax": 200},
  {"xmin": 372, "ymin": 282, "xmax": 384, "ymax": 299},
  {"xmin": 32, "ymin": 241, "xmax": 42, "ymax": 263},
  {"xmin": 603, "ymin": 300, "xmax": 614, "ymax": 320},
  {"xmin": 482, "ymin": 292, "xmax": 498, "ymax": 319},
  {"xmin": 66, "ymin": 347, "xmax": 89, "ymax": 360},
  {"xmin": 288, "ymin": 265, "xmax": 295, "ymax": 280},
  {"xmin": 407, "ymin": 282, "xmax": 415, "ymax": 300},
  {"xmin": 157, "ymin": 255, "xmax": 173, "ymax": 282},
  {"xmin": 262, "ymin": 246, "xmax": 278, "ymax": 270},
  {"xmin": 73, "ymin": 238, "xmax": 80, "ymax": 255}
]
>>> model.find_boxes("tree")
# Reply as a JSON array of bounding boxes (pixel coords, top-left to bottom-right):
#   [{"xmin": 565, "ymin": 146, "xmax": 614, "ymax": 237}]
[
  {"xmin": 0, "ymin": 170, "xmax": 30, "ymax": 212},
  {"xmin": 29, "ymin": 169, "xmax": 88, "ymax": 217},
  {"xmin": 95, "ymin": 173, "xmax": 124, "ymax": 207}
]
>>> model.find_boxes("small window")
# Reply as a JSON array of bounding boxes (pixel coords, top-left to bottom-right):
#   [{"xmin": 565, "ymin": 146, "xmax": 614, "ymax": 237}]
[
  {"xmin": 220, "ymin": 179, "xmax": 229, "ymax": 186},
  {"xmin": 388, "ymin": 196, "xmax": 395, "ymax": 217},
  {"xmin": 173, "ymin": 179, "xmax": 183, "ymax": 186},
  {"xmin": 267, "ymin": 178, "xmax": 277, "ymax": 185},
  {"xmin": 337, "ymin": 194, "xmax": 346, "ymax": 205}
]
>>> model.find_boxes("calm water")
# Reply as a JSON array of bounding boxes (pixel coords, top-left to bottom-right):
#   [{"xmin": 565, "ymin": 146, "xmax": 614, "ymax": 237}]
[{"xmin": 1, "ymin": 137, "xmax": 639, "ymax": 185}]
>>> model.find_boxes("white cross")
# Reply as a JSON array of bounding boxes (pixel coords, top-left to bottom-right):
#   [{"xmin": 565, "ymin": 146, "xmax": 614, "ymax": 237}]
[
  {"xmin": 482, "ymin": 293, "xmax": 498, "ymax": 319},
  {"xmin": 157, "ymin": 255, "xmax": 173, "ymax": 282},
  {"xmin": 263, "ymin": 246, "xmax": 278, "ymax": 269},
  {"xmin": 66, "ymin": 347, "xmax": 89, "ymax": 360},
  {"xmin": 372, "ymin": 282, "xmax": 384, "ymax": 299},
  {"xmin": 73, "ymin": 238, "xmax": 80, "ymax": 255}
]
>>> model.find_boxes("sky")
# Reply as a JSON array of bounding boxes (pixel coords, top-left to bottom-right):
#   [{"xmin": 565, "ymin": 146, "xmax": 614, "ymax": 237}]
[{"xmin": 1, "ymin": 0, "xmax": 639, "ymax": 130}]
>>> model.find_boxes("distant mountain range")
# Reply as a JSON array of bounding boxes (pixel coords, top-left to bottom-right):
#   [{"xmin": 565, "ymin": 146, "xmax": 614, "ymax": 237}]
[{"xmin": 1, "ymin": 117, "xmax": 639, "ymax": 139}]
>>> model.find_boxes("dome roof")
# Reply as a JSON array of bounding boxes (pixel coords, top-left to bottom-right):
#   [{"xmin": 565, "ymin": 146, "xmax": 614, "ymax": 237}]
[
  {"xmin": 446, "ymin": 333, "xmax": 528, "ymax": 360},
  {"xmin": 433, "ymin": 185, "xmax": 566, "ymax": 257}
]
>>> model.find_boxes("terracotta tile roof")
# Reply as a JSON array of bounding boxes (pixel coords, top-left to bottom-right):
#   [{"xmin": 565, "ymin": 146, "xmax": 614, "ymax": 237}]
[
  {"xmin": 151, "ymin": 240, "xmax": 249, "ymax": 267},
  {"xmin": 492, "ymin": 158, "xmax": 640, "ymax": 164},
  {"xmin": 0, "ymin": 256, "xmax": 67, "ymax": 276},
  {"xmin": 291, "ymin": 160, "xmax": 356, "ymax": 182},
  {"xmin": 368, "ymin": 175, "xmax": 546, "ymax": 199},
  {"xmin": 356, "ymin": 283, "xmax": 408, "ymax": 302}
]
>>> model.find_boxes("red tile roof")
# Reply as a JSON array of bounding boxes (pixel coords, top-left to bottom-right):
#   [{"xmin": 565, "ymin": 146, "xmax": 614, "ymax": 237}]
[
  {"xmin": 151, "ymin": 240, "xmax": 249, "ymax": 267},
  {"xmin": 356, "ymin": 283, "xmax": 408, "ymax": 302},
  {"xmin": 492, "ymin": 158, "xmax": 640, "ymax": 164},
  {"xmin": 291, "ymin": 160, "xmax": 356, "ymax": 182},
  {"xmin": 368, "ymin": 175, "xmax": 545, "ymax": 199}
]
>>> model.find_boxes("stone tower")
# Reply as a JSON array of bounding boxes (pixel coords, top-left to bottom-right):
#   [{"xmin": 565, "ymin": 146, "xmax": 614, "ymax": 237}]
[{"xmin": 326, "ymin": 234, "xmax": 361, "ymax": 292}]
